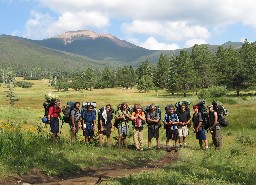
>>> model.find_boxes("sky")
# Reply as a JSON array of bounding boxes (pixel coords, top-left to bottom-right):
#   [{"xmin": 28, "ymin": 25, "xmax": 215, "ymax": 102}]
[{"xmin": 0, "ymin": 0, "xmax": 256, "ymax": 50}]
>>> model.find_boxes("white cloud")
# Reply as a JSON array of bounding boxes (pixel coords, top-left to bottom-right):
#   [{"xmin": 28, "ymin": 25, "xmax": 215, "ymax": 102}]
[
  {"xmin": 141, "ymin": 37, "xmax": 180, "ymax": 50},
  {"xmin": 185, "ymin": 39, "xmax": 207, "ymax": 48},
  {"xmin": 122, "ymin": 20, "xmax": 210, "ymax": 41}
]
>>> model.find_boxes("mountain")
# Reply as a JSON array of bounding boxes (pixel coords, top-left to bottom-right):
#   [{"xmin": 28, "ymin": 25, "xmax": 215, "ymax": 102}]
[
  {"xmin": 0, "ymin": 35, "xmax": 115, "ymax": 71},
  {"xmin": 32, "ymin": 30, "xmax": 153, "ymax": 63}
]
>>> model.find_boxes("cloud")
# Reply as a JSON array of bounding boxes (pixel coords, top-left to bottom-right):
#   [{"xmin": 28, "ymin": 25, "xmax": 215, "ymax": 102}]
[
  {"xmin": 23, "ymin": 10, "xmax": 109, "ymax": 39},
  {"xmin": 122, "ymin": 20, "xmax": 210, "ymax": 41},
  {"xmin": 141, "ymin": 37, "xmax": 180, "ymax": 50},
  {"xmin": 184, "ymin": 38, "xmax": 207, "ymax": 48}
]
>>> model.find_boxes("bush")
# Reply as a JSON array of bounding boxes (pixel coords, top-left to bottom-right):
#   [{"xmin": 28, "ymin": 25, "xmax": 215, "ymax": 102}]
[
  {"xmin": 197, "ymin": 89, "xmax": 210, "ymax": 99},
  {"xmin": 208, "ymin": 86, "xmax": 227, "ymax": 97},
  {"xmin": 15, "ymin": 81, "xmax": 33, "ymax": 88}
]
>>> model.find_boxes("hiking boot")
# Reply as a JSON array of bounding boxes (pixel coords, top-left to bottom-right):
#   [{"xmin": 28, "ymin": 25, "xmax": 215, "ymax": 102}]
[
  {"xmin": 179, "ymin": 144, "xmax": 183, "ymax": 148},
  {"xmin": 184, "ymin": 143, "xmax": 187, "ymax": 148},
  {"xmin": 140, "ymin": 148, "xmax": 144, "ymax": 151},
  {"xmin": 148, "ymin": 147, "xmax": 151, "ymax": 150},
  {"xmin": 156, "ymin": 146, "xmax": 161, "ymax": 150}
]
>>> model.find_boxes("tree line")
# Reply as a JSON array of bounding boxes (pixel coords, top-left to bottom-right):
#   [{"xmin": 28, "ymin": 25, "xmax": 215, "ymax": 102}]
[{"xmin": 1, "ymin": 40, "xmax": 256, "ymax": 97}]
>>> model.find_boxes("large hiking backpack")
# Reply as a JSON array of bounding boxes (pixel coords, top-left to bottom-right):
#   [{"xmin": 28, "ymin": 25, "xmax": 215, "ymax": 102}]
[
  {"xmin": 212, "ymin": 101, "xmax": 229, "ymax": 127},
  {"xmin": 82, "ymin": 102, "xmax": 97, "ymax": 119},
  {"xmin": 175, "ymin": 101, "xmax": 190, "ymax": 114},
  {"xmin": 42, "ymin": 100, "xmax": 55, "ymax": 123},
  {"xmin": 196, "ymin": 100, "xmax": 210, "ymax": 130},
  {"xmin": 62, "ymin": 102, "xmax": 75, "ymax": 123}
]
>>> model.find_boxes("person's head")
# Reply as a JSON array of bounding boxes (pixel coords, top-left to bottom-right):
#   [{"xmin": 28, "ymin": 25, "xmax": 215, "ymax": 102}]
[
  {"xmin": 181, "ymin": 104, "xmax": 186, "ymax": 112},
  {"xmin": 55, "ymin": 100, "xmax": 60, "ymax": 107},
  {"xmin": 74, "ymin": 102, "xmax": 80, "ymax": 110},
  {"xmin": 134, "ymin": 104, "xmax": 142, "ymax": 113},
  {"xmin": 168, "ymin": 105, "xmax": 175, "ymax": 114},
  {"xmin": 105, "ymin": 104, "xmax": 111, "ymax": 111},
  {"xmin": 87, "ymin": 104, "xmax": 94, "ymax": 112},
  {"xmin": 193, "ymin": 105, "xmax": 199, "ymax": 113},
  {"xmin": 149, "ymin": 104, "xmax": 156, "ymax": 111},
  {"xmin": 208, "ymin": 104, "xmax": 214, "ymax": 112},
  {"xmin": 121, "ymin": 102, "xmax": 128, "ymax": 110}
]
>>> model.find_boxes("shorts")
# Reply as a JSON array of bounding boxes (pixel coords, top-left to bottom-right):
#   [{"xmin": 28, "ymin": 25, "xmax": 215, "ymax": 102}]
[
  {"xmin": 166, "ymin": 127, "xmax": 178, "ymax": 141},
  {"xmin": 196, "ymin": 128, "xmax": 206, "ymax": 140},
  {"xmin": 178, "ymin": 125, "xmax": 188, "ymax": 137},
  {"xmin": 83, "ymin": 129, "xmax": 94, "ymax": 138},
  {"xmin": 70, "ymin": 122, "xmax": 79, "ymax": 133},
  {"xmin": 50, "ymin": 118, "xmax": 59, "ymax": 133},
  {"xmin": 148, "ymin": 125, "xmax": 159, "ymax": 139},
  {"xmin": 99, "ymin": 126, "xmax": 112, "ymax": 136},
  {"xmin": 118, "ymin": 123, "xmax": 129, "ymax": 136}
]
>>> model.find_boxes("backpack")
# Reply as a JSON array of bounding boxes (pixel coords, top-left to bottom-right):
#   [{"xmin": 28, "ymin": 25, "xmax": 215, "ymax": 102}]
[
  {"xmin": 175, "ymin": 101, "xmax": 190, "ymax": 114},
  {"xmin": 42, "ymin": 100, "xmax": 55, "ymax": 123},
  {"xmin": 62, "ymin": 102, "xmax": 75, "ymax": 123},
  {"xmin": 82, "ymin": 102, "xmax": 97, "ymax": 119},
  {"xmin": 196, "ymin": 100, "xmax": 210, "ymax": 130},
  {"xmin": 212, "ymin": 101, "xmax": 229, "ymax": 127}
]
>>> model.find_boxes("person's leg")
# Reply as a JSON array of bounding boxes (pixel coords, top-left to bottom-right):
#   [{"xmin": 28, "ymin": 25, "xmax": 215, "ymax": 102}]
[
  {"xmin": 52, "ymin": 133, "xmax": 56, "ymax": 143},
  {"xmin": 138, "ymin": 128, "xmax": 143, "ymax": 150},
  {"xmin": 183, "ymin": 126, "xmax": 188, "ymax": 147},
  {"xmin": 106, "ymin": 135, "xmax": 110, "ymax": 146},
  {"xmin": 178, "ymin": 128, "xmax": 183, "ymax": 147},
  {"xmin": 85, "ymin": 137, "xmax": 89, "ymax": 143},
  {"xmin": 156, "ymin": 138, "xmax": 160, "ymax": 148},
  {"xmin": 215, "ymin": 129, "xmax": 222, "ymax": 149},
  {"xmin": 148, "ymin": 138, "xmax": 152, "ymax": 148},
  {"xmin": 199, "ymin": 140, "xmax": 203, "ymax": 148},
  {"xmin": 204, "ymin": 140, "xmax": 209, "ymax": 149},
  {"xmin": 99, "ymin": 133, "xmax": 103, "ymax": 147},
  {"xmin": 133, "ymin": 128, "xmax": 139, "ymax": 149}
]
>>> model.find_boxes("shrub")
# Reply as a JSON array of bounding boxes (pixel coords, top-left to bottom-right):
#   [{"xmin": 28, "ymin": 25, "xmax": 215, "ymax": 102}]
[
  {"xmin": 15, "ymin": 81, "xmax": 33, "ymax": 88},
  {"xmin": 208, "ymin": 86, "xmax": 227, "ymax": 97},
  {"xmin": 197, "ymin": 89, "xmax": 210, "ymax": 99}
]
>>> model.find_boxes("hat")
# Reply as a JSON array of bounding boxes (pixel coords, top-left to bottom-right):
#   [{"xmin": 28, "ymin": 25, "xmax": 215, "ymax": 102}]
[{"xmin": 193, "ymin": 105, "xmax": 199, "ymax": 109}]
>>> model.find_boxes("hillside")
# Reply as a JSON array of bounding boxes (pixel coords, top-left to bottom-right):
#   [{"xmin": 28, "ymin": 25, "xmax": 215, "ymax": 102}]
[
  {"xmin": 32, "ymin": 30, "xmax": 153, "ymax": 63},
  {"xmin": 0, "ymin": 35, "xmax": 114, "ymax": 71}
]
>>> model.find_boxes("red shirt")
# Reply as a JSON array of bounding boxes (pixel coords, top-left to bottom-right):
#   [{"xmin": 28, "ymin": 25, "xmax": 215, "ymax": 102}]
[{"xmin": 48, "ymin": 106, "xmax": 61, "ymax": 118}]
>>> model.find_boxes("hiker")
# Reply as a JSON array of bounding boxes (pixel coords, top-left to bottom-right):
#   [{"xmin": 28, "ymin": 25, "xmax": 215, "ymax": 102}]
[
  {"xmin": 192, "ymin": 105, "xmax": 208, "ymax": 149},
  {"xmin": 177, "ymin": 104, "xmax": 191, "ymax": 147},
  {"xmin": 115, "ymin": 102, "xmax": 131, "ymax": 148},
  {"xmin": 146, "ymin": 104, "xmax": 160, "ymax": 149},
  {"xmin": 209, "ymin": 104, "xmax": 222, "ymax": 149},
  {"xmin": 163, "ymin": 105, "xmax": 179, "ymax": 149},
  {"xmin": 131, "ymin": 104, "xmax": 146, "ymax": 151},
  {"xmin": 70, "ymin": 102, "xmax": 81, "ymax": 142},
  {"xmin": 99, "ymin": 104, "xmax": 113, "ymax": 148},
  {"xmin": 82, "ymin": 104, "xmax": 96, "ymax": 144},
  {"xmin": 48, "ymin": 100, "xmax": 62, "ymax": 143}
]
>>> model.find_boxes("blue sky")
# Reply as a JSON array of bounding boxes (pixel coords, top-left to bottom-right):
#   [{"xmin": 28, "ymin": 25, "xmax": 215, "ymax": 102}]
[{"xmin": 0, "ymin": 0, "xmax": 256, "ymax": 50}]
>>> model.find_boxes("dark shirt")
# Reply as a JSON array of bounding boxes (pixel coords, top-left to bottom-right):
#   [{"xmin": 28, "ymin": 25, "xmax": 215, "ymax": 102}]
[
  {"xmin": 177, "ymin": 111, "xmax": 191, "ymax": 123},
  {"xmin": 192, "ymin": 112, "xmax": 203, "ymax": 128}
]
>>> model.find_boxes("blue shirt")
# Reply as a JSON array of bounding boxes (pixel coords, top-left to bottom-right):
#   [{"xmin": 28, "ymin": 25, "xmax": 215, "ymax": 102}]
[
  {"xmin": 82, "ymin": 111, "xmax": 96, "ymax": 123},
  {"xmin": 163, "ymin": 113, "xmax": 179, "ymax": 130}
]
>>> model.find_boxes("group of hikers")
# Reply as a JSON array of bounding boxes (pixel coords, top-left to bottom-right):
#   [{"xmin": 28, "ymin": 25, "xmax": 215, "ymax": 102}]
[{"xmin": 44, "ymin": 99, "xmax": 227, "ymax": 150}]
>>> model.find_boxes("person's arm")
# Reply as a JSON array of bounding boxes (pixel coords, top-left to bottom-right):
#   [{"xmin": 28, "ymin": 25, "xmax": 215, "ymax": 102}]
[
  {"xmin": 210, "ymin": 112, "xmax": 219, "ymax": 129},
  {"xmin": 185, "ymin": 113, "xmax": 191, "ymax": 125},
  {"xmin": 48, "ymin": 106, "xmax": 53, "ymax": 123},
  {"xmin": 138, "ymin": 112, "xmax": 146, "ymax": 121},
  {"xmin": 130, "ymin": 112, "xmax": 136, "ymax": 120},
  {"xmin": 163, "ymin": 115, "xmax": 169, "ymax": 125},
  {"xmin": 71, "ymin": 111, "xmax": 76, "ymax": 128},
  {"xmin": 115, "ymin": 111, "xmax": 125, "ymax": 120}
]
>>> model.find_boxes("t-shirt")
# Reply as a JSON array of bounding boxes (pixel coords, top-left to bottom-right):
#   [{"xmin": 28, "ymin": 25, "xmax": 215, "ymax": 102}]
[
  {"xmin": 131, "ymin": 111, "xmax": 145, "ymax": 127},
  {"xmin": 70, "ymin": 109, "xmax": 81, "ymax": 122},
  {"xmin": 146, "ymin": 111, "xmax": 160, "ymax": 125},
  {"xmin": 100, "ymin": 110, "xmax": 113, "ymax": 127},
  {"xmin": 115, "ymin": 110, "xmax": 131, "ymax": 124},
  {"xmin": 192, "ymin": 112, "xmax": 203, "ymax": 129},
  {"xmin": 48, "ymin": 106, "xmax": 61, "ymax": 118},
  {"xmin": 163, "ymin": 113, "xmax": 179, "ymax": 130},
  {"xmin": 177, "ymin": 111, "xmax": 191, "ymax": 123},
  {"xmin": 82, "ymin": 111, "xmax": 96, "ymax": 123}
]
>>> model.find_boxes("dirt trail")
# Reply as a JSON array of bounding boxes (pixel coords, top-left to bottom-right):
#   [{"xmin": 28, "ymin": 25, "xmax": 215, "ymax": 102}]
[{"xmin": 0, "ymin": 149, "xmax": 178, "ymax": 185}]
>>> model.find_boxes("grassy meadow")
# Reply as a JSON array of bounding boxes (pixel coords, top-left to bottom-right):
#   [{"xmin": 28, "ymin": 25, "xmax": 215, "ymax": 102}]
[{"xmin": 0, "ymin": 78, "xmax": 256, "ymax": 184}]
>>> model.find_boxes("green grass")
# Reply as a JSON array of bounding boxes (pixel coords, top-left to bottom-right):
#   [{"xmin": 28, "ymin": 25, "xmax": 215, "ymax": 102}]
[{"xmin": 0, "ymin": 79, "xmax": 256, "ymax": 185}]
